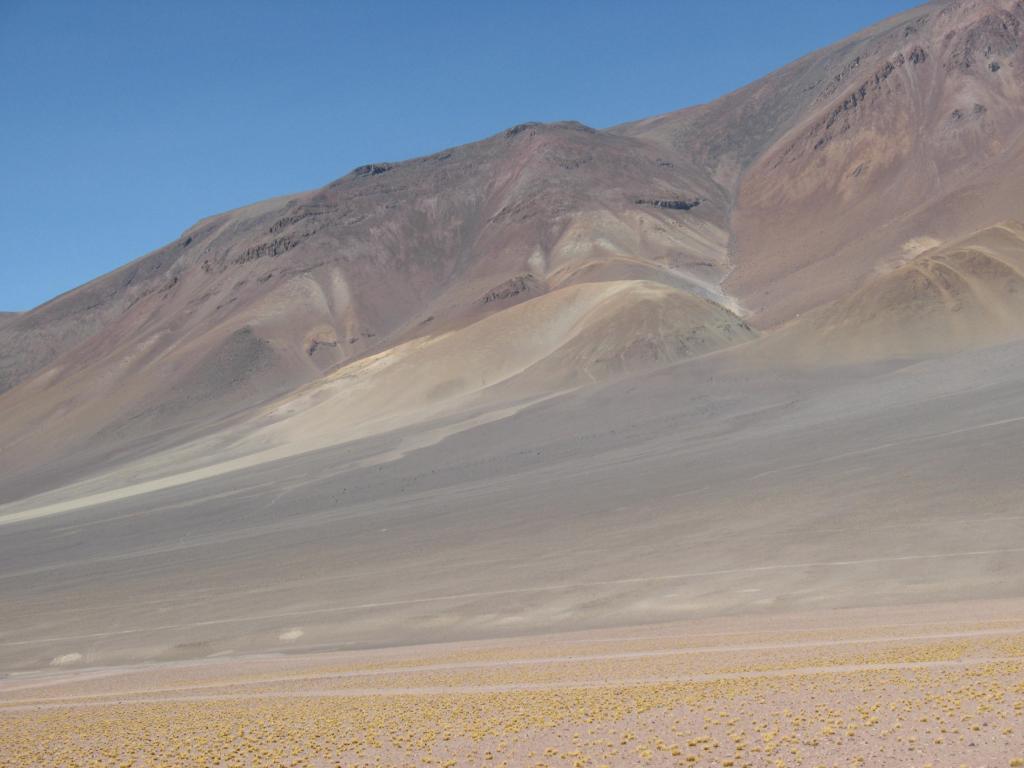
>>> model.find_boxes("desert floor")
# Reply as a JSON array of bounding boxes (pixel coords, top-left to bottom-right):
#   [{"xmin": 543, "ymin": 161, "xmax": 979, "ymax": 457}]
[
  {"xmin": 5, "ymin": 341, "xmax": 1024, "ymax": 674},
  {"xmin": 2, "ymin": 599, "xmax": 1023, "ymax": 767},
  {"xmin": 4, "ymin": 341, "xmax": 1024, "ymax": 767}
]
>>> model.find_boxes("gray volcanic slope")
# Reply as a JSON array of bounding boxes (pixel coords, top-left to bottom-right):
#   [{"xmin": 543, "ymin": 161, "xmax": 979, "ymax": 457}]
[
  {"xmin": 2, "ymin": 339, "xmax": 1024, "ymax": 671},
  {"xmin": 3, "ymin": 0, "xmax": 1024, "ymax": 672}
]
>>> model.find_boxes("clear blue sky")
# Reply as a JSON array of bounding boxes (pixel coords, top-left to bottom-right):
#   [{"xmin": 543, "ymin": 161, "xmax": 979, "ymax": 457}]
[{"xmin": 1, "ymin": 0, "xmax": 922, "ymax": 312}]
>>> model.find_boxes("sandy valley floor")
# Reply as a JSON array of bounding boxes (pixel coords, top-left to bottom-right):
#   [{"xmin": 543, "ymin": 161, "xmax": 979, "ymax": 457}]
[
  {"xmin": 4, "ymin": 341, "xmax": 1024, "ymax": 766},
  {"xmin": 2, "ymin": 600, "xmax": 1023, "ymax": 767}
]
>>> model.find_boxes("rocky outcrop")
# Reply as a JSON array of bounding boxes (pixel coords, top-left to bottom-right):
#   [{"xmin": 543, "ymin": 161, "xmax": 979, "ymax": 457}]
[
  {"xmin": 634, "ymin": 198, "xmax": 701, "ymax": 210},
  {"xmin": 809, "ymin": 52, "xmax": 909, "ymax": 152},
  {"xmin": 351, "ymin": 163, "xmax": 394, "ymax": 177},
  {"xmin": 268, "ymin": 207, "xmax": 328, "ymax": 234},
  {"xmin": 947, "ymin": 7, "xmax": 1021, "ymax": 71},
  {"xmin": 232, "ymin": 236, "xmax": 301, "ymax": 265},
  {"xmin": 480, "ymin": 274, "xmax": 541, "ymax": 304}
]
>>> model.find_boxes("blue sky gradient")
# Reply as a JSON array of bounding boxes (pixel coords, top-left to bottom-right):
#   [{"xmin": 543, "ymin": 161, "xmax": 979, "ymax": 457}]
[{"xmin": 1, "ymin": 0, "xmax": 922, "ymax": 311}]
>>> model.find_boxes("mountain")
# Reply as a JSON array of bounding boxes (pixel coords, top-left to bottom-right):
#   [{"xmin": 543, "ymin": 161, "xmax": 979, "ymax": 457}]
[
  {"xmin": 2, "ymin": 0, "xmax": 1024, "ymax": 670},
  {"xmin": 621, "ymin": 0, "xmax": 1024, "ymax": 327},
  {"xmin": 0, "ymin": 120, "xmax": 750, "ymax": 495},
  {"xmin": 4, "ymin": 0, "xmax": 1023, "ymax": 489}
]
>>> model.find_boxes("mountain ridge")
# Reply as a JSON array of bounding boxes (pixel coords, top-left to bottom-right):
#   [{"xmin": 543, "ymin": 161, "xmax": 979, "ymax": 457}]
[{"xmin": 3, "ymin": 0, "xmax": 1024, "ymax": 506}]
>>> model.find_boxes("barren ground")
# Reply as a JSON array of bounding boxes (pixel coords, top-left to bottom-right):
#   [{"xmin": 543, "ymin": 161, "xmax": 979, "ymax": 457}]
[{"xmin": 2, "ymin": 600, "xmax": 1023, "ymax": 767}]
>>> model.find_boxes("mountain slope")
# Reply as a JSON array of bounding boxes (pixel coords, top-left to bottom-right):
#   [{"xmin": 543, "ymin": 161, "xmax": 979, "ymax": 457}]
[
  {"xmin": 5, "ymin": 0, "xmax": 1024, "ymax": 672},
  {"xmin": 0, "ymin": 122, "xmax": 741, "ymax": 488},
  {"xmin": 3, "ymin": 0, "xmax": 1024, "ymax": 507},
  {"xmin": 728, "ymin": 0, "xmax": 1024, "ymax": 326},
  {"xmin": 768, "ymin": 221, "xmax": 1024, "ymax": 362},
  {"xmin": 616, "ymin": 0, "xmax": 1024, "ymax": 332}
]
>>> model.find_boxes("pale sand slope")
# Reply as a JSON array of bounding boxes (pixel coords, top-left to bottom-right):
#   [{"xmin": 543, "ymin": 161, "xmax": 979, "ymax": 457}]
[
  {"xmin": 2, "ymin": 334, "xmax": 1024, "ymax": 671},
  {"xmin": 0, "ymin": 279, "xmax": 752, "ymax": 521},
  {"xmin": 0, "ymin": 119, "xmax": 737, "ymax": 487},
  {"xmin": 1, "ymin": 600, "xmax": 1022, "ymax": 767}
]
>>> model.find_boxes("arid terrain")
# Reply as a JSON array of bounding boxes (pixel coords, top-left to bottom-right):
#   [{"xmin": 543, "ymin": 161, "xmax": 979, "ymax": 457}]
[
  {"xmin": 3, "ymin": 0, "xmax": 1024, "ymax": 764},
  {"xmin": 2, "ymin": 601, "xmax": 1023, "ymax": 766}
]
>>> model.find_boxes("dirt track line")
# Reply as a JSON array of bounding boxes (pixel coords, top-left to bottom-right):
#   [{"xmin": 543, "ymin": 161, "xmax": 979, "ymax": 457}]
[
  {"xmin": 747, "ymin": 412, "xmax": 1024, "ymax": 482},
  {"xmin": 2, "ymin": 627, "xmax": 1020, "ymax": 701},
  {"xmin": 0, "ymin": 657, "xmax": 1015, "ymax": 713},
  {"xmin": 5, "ymin": 547, "xmax": 1024, "ymax": 648}
]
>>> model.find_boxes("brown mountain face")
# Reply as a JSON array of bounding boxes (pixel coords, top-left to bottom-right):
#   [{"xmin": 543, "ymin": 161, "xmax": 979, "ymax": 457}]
[
  {"xmin": 0, "ymin": 121, "xmax": 745, "ymax": 487},
  {"xmin": 618, "ymin": 0, "xmax": 1024, "ymax": 329},
  {"xmin": 1, "ymin": 0, "xmax": 1023, "ymax": 498},
  {"xmin": 728, "ymin": 0, "xmax": 1024, "ymax": 326}
]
